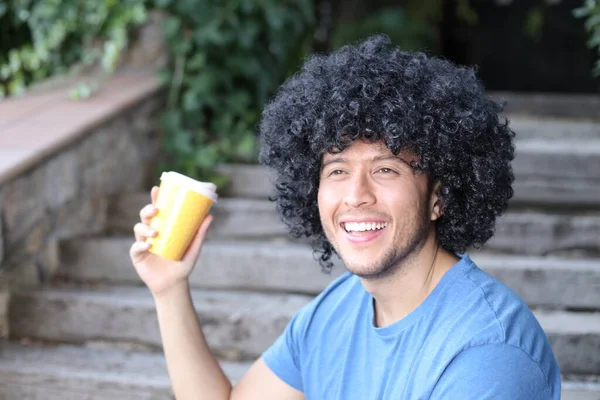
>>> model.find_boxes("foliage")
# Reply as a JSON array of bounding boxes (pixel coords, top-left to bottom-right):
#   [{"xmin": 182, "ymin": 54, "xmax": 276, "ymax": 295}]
[
  {"xmin": 1, "ymin": 0, "xmax": 315, "ymax": 182},
  {"xmin": 330, "ymin": 6, "xmax": 435, "ymax": 52},
  {"xmin": 153, "ymin": 0, "xmax": 315, "ymax": 182},
  {"xmin": 574, "ymin": 0, "xmax": 600, "ymax": 76},
  {"xmin": 330, "ymin": 0, "xmax": 479, "ymax": 53},
  {"xmin": 0, "ymin": 0, "xmax": 147, "ymax": 98}
]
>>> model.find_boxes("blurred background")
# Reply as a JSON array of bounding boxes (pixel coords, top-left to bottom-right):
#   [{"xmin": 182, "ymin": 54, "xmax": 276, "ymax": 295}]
[
  {"xmin": 1, "ymin": 0, "xmax": 599, "ymax": 180},
  {"xmin": 1, "ymin": 2, "xmax": 600, "ymax": 398}
]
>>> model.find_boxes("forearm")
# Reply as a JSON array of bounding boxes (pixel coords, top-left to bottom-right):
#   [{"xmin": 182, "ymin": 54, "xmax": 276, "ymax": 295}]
[{"xmin": 154, "ymin": 283, "xmax": 232, "ymax": 400}]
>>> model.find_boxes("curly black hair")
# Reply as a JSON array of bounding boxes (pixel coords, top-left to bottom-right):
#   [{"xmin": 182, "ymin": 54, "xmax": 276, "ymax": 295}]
[{"xmin": 259, "ymin": 35, "xmax": 515, "ymax": 271}]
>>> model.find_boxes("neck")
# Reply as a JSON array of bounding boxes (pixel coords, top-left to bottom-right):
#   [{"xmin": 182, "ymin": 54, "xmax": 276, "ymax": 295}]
[{"xmin": 360, "ymin": 232, "xmax": 460, "ymax": 328}]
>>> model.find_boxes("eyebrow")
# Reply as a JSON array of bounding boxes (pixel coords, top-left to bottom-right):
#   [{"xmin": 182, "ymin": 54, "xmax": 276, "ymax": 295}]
[
  {"xmin": 321, "ymin": 157, "xmax": 346, "ymax": 171},
  {"xmin": 320, "ymin": 154, "xmax": 412, "ymax": 171}
]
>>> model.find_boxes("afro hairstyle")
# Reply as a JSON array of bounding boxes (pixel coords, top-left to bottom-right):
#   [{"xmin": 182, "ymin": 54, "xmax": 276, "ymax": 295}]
[{"xmin": 258, "ymin": 35, "xmax": 515, "ymax": 271}]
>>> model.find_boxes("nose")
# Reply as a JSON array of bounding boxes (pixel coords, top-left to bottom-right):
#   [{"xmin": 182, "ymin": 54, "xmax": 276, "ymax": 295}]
[{"xmin": 343, "ymin": 173, "xmax": 376, "ymax": 208}]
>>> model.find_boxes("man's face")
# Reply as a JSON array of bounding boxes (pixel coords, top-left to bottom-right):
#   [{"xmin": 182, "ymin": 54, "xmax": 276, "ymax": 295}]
[{"xmin": 318, "ymin": 140, "xmax": 439, "ymax": 279}]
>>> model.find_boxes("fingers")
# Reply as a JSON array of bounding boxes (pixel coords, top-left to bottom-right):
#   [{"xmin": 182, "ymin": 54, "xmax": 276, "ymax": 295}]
[
  {"xmin": 181, "ymin": 214, "xmax": 213, "ymax": 264},
  {"xmin": 151, "ymin": 186, "xmax": 159, "ymax": 206},
  {"xmin": 130, "ymin": 187, "xmax": 161, "ymax": 265},
  {"xmin": 133, "ymin": 222, "xmax": 157, "ymax": 242},
  {"xmin": 130, "ymin": 240, "xmax": 151, "ymax": 264},
  {"xmin": 139, "ymin": 203, "xmax": 158, "ymax": 225}
]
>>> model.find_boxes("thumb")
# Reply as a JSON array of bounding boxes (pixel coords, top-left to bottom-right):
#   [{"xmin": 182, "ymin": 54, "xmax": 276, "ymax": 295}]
[{"xmin": 181, "ymin": 214, "xmax": 213, "ymax": 264}]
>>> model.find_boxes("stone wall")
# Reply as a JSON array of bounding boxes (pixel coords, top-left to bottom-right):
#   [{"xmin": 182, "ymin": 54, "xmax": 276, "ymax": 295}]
[{"xmin": 0, "ymin": 96, "xmax": 162, "ymax": 293}]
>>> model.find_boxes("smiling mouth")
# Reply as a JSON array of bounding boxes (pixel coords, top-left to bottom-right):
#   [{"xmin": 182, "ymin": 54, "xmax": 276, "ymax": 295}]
[{"xmin": 342, "ymin": 222, "xmax": 389, "ymax": 233}]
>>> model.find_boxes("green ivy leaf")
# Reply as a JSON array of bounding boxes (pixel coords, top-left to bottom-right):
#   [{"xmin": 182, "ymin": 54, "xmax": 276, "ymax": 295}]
[
  {"xmin": 164, "ymin": 15, "xmax": 182, "ymax": 39},
  {"xmin": 589, "ymin": 32, "xmax": 600, "ymax": 47},
  {"xmin": 173, "ymin": 130, "xmax": 194, "ymax": 153},
  {"xmin": 525, "ymin": 7, "xmax": 544, "ymax": 41},
  {"xmin": 187, "ymin": 53, "xmax": 207, "ymax": 70},
  {"xmin": 584, "ymin": 13, "xmax": 600, "ymax": 32},
  {"xmin": 194, "ymin": 145, "xmax": 219, "ymax": 169},
  {"xmin": 0, "ymin": 64, "xmax": 11, "ymax": 80},
  {"xmin": 235, "ymin": 131, "xmax": 258, "ymax": 160},
  {"xmin": 157, "ymin": 69, "xmax": 172, "ymax": 85},
  {"xmin": 183, "ymin": 90, "xmax": 201, "ymax": 111},
  {"xmin": 172, "ymin": 38, "xmax": 192, "ymax": 55},
  {"xmin": 153, "ymin": 0, "xmax": 173, "ymax": 9},
  {"xmin": 160, "ymin": 109, "xmax": 183, "ymax": 133},
  {"xmin": 8, "ymin": 50, "xmax": 21, "ymax": 72}
]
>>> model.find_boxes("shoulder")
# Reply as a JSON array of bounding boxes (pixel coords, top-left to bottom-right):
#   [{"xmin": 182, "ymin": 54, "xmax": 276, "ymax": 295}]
[
  {"xmin": 431, "ymin": 343, "xmax": 560, "ymax": 399},
  {"xmin": 443, "ymin": 255, "xmax": 561, "ymax": 392},
  {"xmin": 450, "ymin": 255, "xmax": 549, "ymax": 343},
  {"xmin": 458, "ymin": 255, "xmax": 549, "ymax": 341}
]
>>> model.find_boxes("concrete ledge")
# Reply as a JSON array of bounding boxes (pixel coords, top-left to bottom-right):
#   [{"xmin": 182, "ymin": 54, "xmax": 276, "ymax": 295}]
[
  {"xmin": 0, "ymin": 71, "xmax": 163, "ymax": 289},
  {"xmin": 0, "ymin": 71, "xmax": 163, "ymax": 185}
]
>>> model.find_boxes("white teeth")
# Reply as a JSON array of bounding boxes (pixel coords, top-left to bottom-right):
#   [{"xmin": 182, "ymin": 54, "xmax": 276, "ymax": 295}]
[{"xmin": 344, "ymin": 222, "xmax": 388, "ymax": 232}]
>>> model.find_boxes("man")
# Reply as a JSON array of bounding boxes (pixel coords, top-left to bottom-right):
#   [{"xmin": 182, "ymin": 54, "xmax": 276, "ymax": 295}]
[{"xmin": 130, "ymin": 35, "xmax": 561, "ymax": 399}]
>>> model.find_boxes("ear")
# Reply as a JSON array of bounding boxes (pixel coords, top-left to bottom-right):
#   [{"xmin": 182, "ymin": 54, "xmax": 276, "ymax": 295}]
[{"xmin": 430, "ymin": 181, "xmax": 443, "ymax": 221}]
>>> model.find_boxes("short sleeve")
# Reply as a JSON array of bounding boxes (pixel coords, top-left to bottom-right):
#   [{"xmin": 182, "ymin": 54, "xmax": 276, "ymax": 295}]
[
  {"xmin": 430, "ymin": 344, "xmax": 558, "ymax": 400},
  {"xmin": 261, "ymin": 307, "xmax": 307, "ymax": 392}
]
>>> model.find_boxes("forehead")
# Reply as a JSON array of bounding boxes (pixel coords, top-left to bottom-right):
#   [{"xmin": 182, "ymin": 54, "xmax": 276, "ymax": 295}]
[{"xmin": 321, "ymin": 140, "xmax": 417, "ymax": 163}]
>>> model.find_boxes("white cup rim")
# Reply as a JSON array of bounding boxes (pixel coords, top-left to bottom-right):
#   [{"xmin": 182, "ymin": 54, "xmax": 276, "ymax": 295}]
[{"xmin": 160, "ymin": 171, "xmax": 218, "ymax": 202}]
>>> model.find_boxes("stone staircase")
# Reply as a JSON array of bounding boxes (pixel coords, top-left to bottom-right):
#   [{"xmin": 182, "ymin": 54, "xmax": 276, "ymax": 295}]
[{"xmin": 1, "ymin": 113, "xmax": 600, "ymax": 399}]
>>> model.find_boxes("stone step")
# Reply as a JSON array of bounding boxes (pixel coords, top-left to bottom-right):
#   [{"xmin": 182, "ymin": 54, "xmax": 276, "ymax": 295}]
[
  {"xmin": 562, "ymin": 376, "xmax": 600, "ymax": 400},
  {"xmin": 491, "ymin": 91, "xmax": 600, "ymax": 120},
  {"xmin": 508, "ymin": 117, "xmax": 600, "ymax": 141},
  {"xmin": 108, "ymin": 195, "xmax": 288, "ymax": 239},
  {"xmin": 215, "ymin": 164, "xmax": 275, "ymax": 200},
  {"xmin": 0, "ymin": 343, "xmax": 596, "ymax": 400},
  {"xmin": 486, "ymin": 210, "xmax": 600, "ymax": 256},
  {"xmin": 9, "ymin": 286, "xmax": 307, "ymax": 362},
  {"xmin": 59, "ymin": 237, "xmax": 600, "ymax": 310},
  {"xmin": 107, "ymin": 194, "xmax": 600, "ymax": 257},
  {"xmin": 512, "ymin": 139, "xmax": 600, "ymax": 206},
  {"xmin": 8, "ymin": 285, "xmax": 600, "ymax": 375},
  {"xmin": 0, "ymin": 341, "xmax": 250, "ymax": 399}
]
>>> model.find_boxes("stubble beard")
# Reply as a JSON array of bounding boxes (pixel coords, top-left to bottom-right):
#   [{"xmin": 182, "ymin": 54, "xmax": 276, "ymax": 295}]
[{"xmin": 326, "ymin": 212, "xmax": 431, "ymax": 281}]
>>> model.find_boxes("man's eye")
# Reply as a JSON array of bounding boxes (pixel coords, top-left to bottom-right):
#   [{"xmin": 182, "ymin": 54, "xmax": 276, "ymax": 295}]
[
  {"xmin": 378, "ymin": 168, "xmax": 395, "ymax": 174},
  {"xmin": 330, "ymin": 169, "xmax": 344, "ymax": 176}
]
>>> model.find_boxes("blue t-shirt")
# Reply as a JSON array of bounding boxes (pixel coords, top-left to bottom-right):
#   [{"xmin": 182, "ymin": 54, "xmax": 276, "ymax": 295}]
[{"xmin": 262, "ymin": 254, "xmax": 561, "ymax": 399}]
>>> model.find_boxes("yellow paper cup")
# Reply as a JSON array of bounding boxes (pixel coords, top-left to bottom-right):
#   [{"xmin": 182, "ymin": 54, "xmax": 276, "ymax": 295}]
[{"xmin": 146, "ymin": 172, "xmax": 218, "ymax": 261}]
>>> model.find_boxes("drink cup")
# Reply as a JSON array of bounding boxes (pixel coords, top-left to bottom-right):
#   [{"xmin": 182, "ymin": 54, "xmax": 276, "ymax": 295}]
[{"xmin": 146, "ymin": 171, "xmax": 218, "ymax": 261}]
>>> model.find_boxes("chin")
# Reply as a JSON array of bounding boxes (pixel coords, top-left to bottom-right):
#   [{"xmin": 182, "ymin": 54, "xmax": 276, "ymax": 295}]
[{"xmin": 342, "ymin": 257, "xmax": 398, "ymax": 280}]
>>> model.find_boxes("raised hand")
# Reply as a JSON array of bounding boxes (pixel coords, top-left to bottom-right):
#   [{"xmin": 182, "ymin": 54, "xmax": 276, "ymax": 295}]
[{"xmin": 129, "ymin": 186, "xmax": 213, "ymax": 297}]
